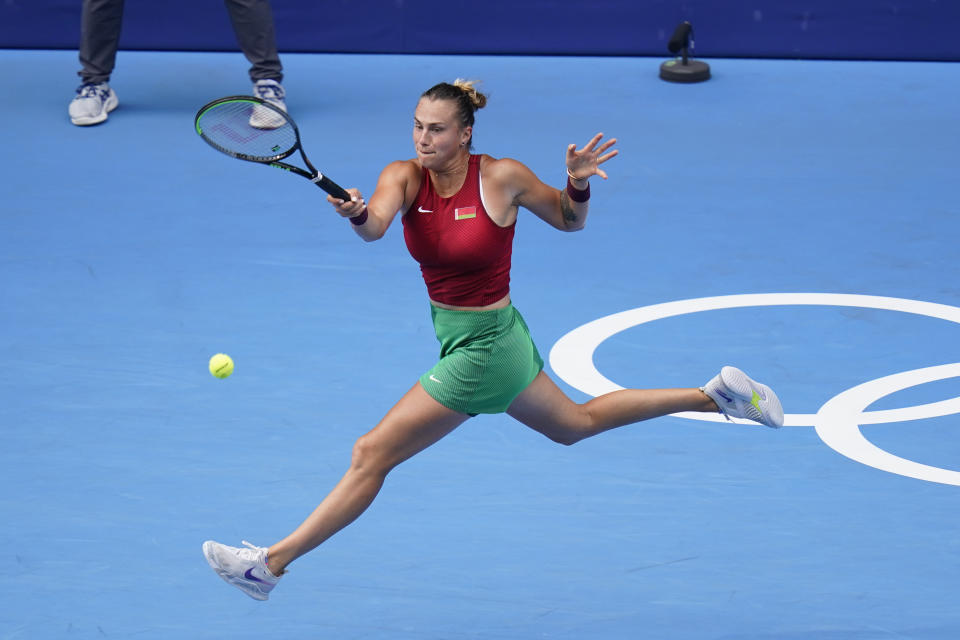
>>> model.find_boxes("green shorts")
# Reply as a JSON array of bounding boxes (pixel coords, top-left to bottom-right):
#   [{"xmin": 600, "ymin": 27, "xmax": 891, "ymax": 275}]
[{"xmin": 420, "ymin": 303, "xmax": 544, "ymax": 415}]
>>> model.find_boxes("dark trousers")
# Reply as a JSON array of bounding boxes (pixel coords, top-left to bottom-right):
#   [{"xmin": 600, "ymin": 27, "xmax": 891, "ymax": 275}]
[{"xmin": 78, "ymin": 0, "xmax": 283, "ymax": 84}]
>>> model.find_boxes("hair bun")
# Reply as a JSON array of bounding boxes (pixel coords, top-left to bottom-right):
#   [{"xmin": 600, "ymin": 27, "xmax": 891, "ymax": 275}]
[{"xmin": 453, "ymin": 78, "xmax": 488, "ymax": 110}]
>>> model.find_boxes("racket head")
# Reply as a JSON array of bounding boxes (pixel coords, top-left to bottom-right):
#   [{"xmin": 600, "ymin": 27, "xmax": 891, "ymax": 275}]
[{"xmin": 194, "ymin": 96, "xmax": 300, "ymax": 163}]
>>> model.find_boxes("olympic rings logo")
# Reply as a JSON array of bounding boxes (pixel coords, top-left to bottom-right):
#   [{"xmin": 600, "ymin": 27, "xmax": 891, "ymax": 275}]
[{"xmin": 549, "ymin": 293, "xmax": 960, "ymax": 486}]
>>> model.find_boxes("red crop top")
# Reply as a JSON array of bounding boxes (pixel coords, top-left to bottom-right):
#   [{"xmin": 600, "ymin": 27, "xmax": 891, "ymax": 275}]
[{"xmin": 402, "ymin": 155, "xmax": 516, "ymax": 307}]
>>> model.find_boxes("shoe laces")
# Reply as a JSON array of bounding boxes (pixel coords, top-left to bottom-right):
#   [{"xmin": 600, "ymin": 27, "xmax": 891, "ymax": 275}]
[
  {"xmin": 241, "ymin": 540, "xmax": 264, "ymax": 553},
  {"xmin": 254, "ymin": 81, "xmax": 285, "ymax": 101},
  {"xmin": 76, "ymin": 83, "xmax": 108, "ymax": 99},
  {"xmin": 241, "ymin": 540, "xmax": 285, "ymax": 576}
]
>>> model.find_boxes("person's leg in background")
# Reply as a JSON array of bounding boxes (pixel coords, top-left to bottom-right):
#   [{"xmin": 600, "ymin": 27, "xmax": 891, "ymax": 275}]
[
  {"xmin": 70, "ymin": 0, "xmax": 123, "ymax": 125},
  {"xmin": 224, "ymin": 0, "xmax": 287, "ymax": 128}
]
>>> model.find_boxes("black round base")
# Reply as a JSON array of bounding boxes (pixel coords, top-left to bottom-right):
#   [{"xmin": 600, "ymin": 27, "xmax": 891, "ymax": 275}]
[{"xmin": 659, "ymin": 59, "xmax": 711, "ymax": 83}]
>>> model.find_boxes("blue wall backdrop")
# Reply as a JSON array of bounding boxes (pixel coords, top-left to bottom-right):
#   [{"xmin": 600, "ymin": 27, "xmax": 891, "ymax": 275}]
[{"xmin": 1, "ymin": 0, "xmax": 956, "ymax": 61}]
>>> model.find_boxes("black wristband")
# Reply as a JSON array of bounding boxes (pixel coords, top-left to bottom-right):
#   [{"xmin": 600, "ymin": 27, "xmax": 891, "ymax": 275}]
[
  {"xmin": 349, "ymin": 207, "xmax": 369, "ymax": 226},
  {"xmin": 566, "ymin": 176, "xmax": 590, "ymax": 203}
]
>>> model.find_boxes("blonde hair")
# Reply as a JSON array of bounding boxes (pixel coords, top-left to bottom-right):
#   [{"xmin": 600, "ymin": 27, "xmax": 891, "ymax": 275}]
[{"xmin": 452, "ymin": 78, "xmax": 488, "ymax": 110}]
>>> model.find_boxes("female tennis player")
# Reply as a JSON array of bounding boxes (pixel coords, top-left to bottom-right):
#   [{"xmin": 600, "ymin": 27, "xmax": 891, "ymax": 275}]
[{"xmin": 202, "ymin": 80, "xmax": 784, "ymax": 600}]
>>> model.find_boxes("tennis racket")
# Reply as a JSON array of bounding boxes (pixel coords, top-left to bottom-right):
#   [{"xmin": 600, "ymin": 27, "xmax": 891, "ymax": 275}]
[{"xmin": 194, "ymin": 95, "xmax": 351, "ymax": 201}]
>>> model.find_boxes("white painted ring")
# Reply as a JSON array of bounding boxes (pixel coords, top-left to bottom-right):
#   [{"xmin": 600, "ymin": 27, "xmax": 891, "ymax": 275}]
[{"xmin": 815, "ymin": 363, "xmax": 960, "ymax": 486}]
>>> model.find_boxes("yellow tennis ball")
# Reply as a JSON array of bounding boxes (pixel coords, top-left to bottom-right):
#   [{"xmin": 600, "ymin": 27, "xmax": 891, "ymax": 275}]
[{"xmin": 209, "ymin": 353, "xmax": 234, "ymax": 379}]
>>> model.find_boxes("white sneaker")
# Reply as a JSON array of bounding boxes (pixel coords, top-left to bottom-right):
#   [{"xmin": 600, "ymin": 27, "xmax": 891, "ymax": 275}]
[
  {"xmin": 202, "ymin": 540, "xmax": 281, "ymax": 600},
  {"xmin": 701, "ymin": 366, "xmax": 784, "ymax": 428},
  {"xmin": 249, "ymin": 79, "xmax": 287, "ymax": 129},
  {"xmin": 69, "ymin": 82, "xmax": 118, "ymax": 126}
]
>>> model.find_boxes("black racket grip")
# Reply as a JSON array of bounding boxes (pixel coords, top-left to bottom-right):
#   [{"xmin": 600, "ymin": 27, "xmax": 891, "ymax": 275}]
[{"xmin": 312, "ymin": 173, "xmax": 352, "ymax": 202}]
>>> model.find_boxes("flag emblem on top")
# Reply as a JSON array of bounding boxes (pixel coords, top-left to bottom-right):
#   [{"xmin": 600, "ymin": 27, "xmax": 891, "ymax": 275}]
[{"xmin": 454, "ymin": 206, "xmax": 476, "ymax": 220}]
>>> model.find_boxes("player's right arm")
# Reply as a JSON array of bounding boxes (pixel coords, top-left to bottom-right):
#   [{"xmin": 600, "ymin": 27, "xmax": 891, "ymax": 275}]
[{"xmin": 328, "ymin": 160, "xmax": 419, "ymax": 242}]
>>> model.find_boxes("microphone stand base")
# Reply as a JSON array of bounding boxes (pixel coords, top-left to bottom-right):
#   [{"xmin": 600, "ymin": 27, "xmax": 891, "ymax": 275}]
[{"xmin": 660, "ymin": 59, "xmax": 711, "ymax": 83}]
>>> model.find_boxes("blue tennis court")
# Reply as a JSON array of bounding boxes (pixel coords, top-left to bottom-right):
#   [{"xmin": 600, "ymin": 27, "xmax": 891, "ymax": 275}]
[{"xmin": 2, "ymin": 49, "xmax": 959, "ymax": 639}]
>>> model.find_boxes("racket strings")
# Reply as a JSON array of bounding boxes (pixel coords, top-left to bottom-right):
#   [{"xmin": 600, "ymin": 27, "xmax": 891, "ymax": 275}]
[{"xmin": 197, "ymin": 100, "xmax": 297, "ymax": 161}]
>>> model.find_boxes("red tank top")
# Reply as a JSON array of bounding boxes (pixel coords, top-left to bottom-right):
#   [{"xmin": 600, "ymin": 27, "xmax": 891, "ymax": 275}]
[{"xmin": 402, "ymin": 155, "xmax": 516, "ymax": 306}]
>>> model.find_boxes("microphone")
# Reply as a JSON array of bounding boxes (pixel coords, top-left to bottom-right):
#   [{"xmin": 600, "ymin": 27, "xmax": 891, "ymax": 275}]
[
  {"xmin": 668, "ymin": 21, "xmax": 693, "ymax": 55},
  {"xmin": 660, "ymin": 21, "xmax": 710, "ymax": 83}
]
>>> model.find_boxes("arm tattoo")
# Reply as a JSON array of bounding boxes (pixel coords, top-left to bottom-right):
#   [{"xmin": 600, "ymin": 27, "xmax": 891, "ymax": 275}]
[{"xmin": 560, "ymin": 190, "xmax": 579, "ymax": 226}]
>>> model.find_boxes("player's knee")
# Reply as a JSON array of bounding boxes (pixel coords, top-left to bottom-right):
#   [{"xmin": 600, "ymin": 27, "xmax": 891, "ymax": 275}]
[
  {"xmin": 547, "ymin": 432, "xmax": 578, "ymax": 446},
  {"xmin": 528, "ymin": 406, "xmax": 592, "ymax": 446},
  {"xmin": 350, "ymin": 433, "xmax": 394, "ymax": 477},
  {"xmin": 539, "ymin": 423, "xmax": 585, "ymax": 446},
  {"xmin": 555, "ymin": 408, "xmax": 598, "ymax": 445}
]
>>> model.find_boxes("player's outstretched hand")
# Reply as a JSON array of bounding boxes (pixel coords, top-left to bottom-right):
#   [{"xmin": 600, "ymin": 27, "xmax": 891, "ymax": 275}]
[{"xmin": 566, "ymin": 133, "xmax": 619, "ymax": 181}]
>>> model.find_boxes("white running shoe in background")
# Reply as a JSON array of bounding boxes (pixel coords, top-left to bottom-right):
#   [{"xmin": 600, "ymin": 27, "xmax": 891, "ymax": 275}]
[
  {"xmin": 202, "ymin": 540, "xmax": 281, "ymax": 600},
  {"xmin": 701, "ymin": 366, "xmax": 784, "ymax": 428},
  {"xmin": 249, "ymin": 79, "xmax": 287, "ymax": 129},
  {"xmin": 69, "ymin": 82, "xmax": 118, "ymax": 126}
]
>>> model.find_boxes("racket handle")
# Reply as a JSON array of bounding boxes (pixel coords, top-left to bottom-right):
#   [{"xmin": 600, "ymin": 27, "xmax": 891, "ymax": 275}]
[{"xmin": 311, "ymin": 173, "xmax": 352, "ymax": 201}]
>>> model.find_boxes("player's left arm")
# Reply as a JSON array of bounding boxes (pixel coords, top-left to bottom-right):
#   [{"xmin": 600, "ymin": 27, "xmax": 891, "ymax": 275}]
[{"xmin": 512, "ymin": 133, "xmax": 618, "ymax": 232}]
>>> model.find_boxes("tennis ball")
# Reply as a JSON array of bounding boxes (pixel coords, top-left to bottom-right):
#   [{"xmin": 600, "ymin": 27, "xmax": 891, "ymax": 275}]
[{"xmin": 209, "ymin": 353, "xmax": 234, "ymax": 379}]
